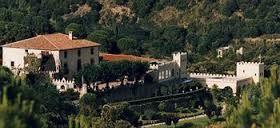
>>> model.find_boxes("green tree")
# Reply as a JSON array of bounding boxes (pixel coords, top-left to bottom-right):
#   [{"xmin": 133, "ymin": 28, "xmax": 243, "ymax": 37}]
[
  {"xmin": 0, "ymin": 86, "xmax": 43, "ymax": 128},
  {"xmin": 132, "ymin": 0, "xmax": 155, "ymax": 17},
  {"xmin": 130, "ymin": 61, "xmax": 149, "ymax": 83},
  {"xmin": 158, "ymin": 101, "xmax": 166, "ymax": 111},
  {"xmin": 115, "ymin": 120, "xmax": 132, "ymax": 128},
  {"xmin": 224, "ymin": 65, "xmax": 280, "ymax": 127},
  {"xmin": 76, "ymin": 64, "xmax": 101, "ymax": 85},
  {"xmin": 87, "ymin": 30, "xmax": 113, "ymax": 52},
  {"xmin": 24, "ymin": 53, "xmax": 41, "ymax": 74},
  {"xmin": 65, "ymin": 23, "xmax": 86, "ymax": 38},
  {"xmin": 221, "ymin": 0, "xmax": 238, "ymax": 16},
  {"xmin": 113, "ymin": 0, "xmax": 128, "ymax": 5},
  {"xmin": 117, "ymin": 37, "xmax": 141, "ymax": 55},
  {"xmin": 115, "ymin": 102, "xmax": 139, "ymax": 127},
  {"xmin": 0, "ymin": 66, "xmax": 14, "ymax": 86},
  {"xmin": 100, "ymin": 105, "xmax": 118, "ymax": 128},
  {"xmin": 79, "ymin": 93, "xmax": 99, "ymax": 116},
  {"xmin": 99, "ymin": 62, "xmax": 117, "ymax": 88}
]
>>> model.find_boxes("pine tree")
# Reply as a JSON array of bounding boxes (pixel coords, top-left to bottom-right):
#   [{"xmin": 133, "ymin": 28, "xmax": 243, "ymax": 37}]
[
  {"xmin": 224, "ymin": 65, "xmax": 280, "ymax": 127},
  {"xmin": 0, "ymin": 86, "xmax": 42, "ymax": 128}
]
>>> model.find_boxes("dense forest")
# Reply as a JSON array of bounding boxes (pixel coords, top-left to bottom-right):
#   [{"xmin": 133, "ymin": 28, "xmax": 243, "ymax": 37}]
[
  {"xmin": 1, "ymin": 0, "xmax": 280, "ymax": 75},
  {"xmin": 0, "ymin": 0, "xmax": 280, "ymax": 58}
]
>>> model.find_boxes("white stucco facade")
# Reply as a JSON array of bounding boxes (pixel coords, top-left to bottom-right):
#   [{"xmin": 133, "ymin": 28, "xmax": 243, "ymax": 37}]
[
  {"xmin": 236, "ymin": 62, "xmax": 264, "ymax": 84},
  {"xmin": 190, "ymin": 62, "xmax": 264, "ymax": 94},
  {"xmin": 149, "ymin": 52, "xmax": 188, "ymax": 82},
  {"xmin": 2, "ymin": 47, "xmax": 60, "ymax": 74},
  {"xmin": 2, "ymin": 46, "xmax": 99, "ymax": 78}
]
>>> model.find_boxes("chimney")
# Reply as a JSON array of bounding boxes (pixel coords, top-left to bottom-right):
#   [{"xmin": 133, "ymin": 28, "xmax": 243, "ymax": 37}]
[{"xmin": 68, "ymin": 31, "xmax": 73, "ymax": 40}]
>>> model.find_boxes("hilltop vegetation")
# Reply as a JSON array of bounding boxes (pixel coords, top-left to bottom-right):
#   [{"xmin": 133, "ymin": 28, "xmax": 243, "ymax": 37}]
[
  {"xmin": 0, "ymin": 1, "xmax": 280, "ymax": 127},
  {"xmin": 0, "ymin": 0, "xmax": 279, "ymax": 58}
]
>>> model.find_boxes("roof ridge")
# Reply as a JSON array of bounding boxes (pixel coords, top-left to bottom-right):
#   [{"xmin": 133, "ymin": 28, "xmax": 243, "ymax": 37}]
[
  {"xmin": 2, "ymin": 35, "xmax": 41, "ymax": 47},
  {"xmin": 2, "ymin": 33, "xmax": 100, "ymax": 50},
  {"xmin": 42, "ymin": 35, "xmax": 59, "ymax": 50}
]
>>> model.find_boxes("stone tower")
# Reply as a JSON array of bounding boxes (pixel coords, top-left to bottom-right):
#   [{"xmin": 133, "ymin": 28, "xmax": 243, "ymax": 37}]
[
  {"xmin": 172, "ymin": 52, "xmax": 188, "ymax": 78},
  {"xmin": 236, "ymin": 62, "xmax": 264, "ymax": 84}
]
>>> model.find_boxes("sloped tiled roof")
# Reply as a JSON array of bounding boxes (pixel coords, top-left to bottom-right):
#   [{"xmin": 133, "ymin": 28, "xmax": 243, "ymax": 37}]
[
  {"xmin": 2, "ymin": 33, "xmax": 100, "ymax": 50},
  {"xmin": 100, "ymin": 53, "xmax": 158, "ymax": 62}
]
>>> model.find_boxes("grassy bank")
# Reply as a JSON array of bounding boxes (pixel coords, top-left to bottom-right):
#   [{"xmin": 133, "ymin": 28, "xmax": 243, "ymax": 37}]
[{"xmin": 150, "ymin": 116, "xmax": 209, "ymax": 128}]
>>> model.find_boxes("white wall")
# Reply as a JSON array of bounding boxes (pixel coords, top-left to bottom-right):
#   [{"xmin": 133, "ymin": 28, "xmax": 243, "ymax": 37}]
[
  {"xmin": 2, "ymin": 47, "xmax": 59, "ymax": 71},
  {"xmin": 3, "ymin": 46, "xmax": 99, "ymax": 78},
  {"xmin": 206, "ymin": 78, "xmax": 238, "ymax": 93},
  {"xmin": 236, "ymin": 62, "xmax": 264, "ymax": 83},
  {"xmin": 149, "ymin": 52, "xmax": 188, "ymax": 83},
  {"xmin": 191, "ymin": 77, "xmax": 252, "ymax": 94},
  {"xmin": 157, "ymin": 62, "xmax": 177, "ymax": 82},
  {"xmin": 173, "ymin": 52, "xmax": 187, "ymax": 77}
]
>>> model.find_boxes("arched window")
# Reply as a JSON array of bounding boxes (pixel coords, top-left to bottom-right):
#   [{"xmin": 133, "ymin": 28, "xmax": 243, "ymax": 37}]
[{"xmin": 61, "ymin": 85, "xmax": 65, "ymax": 90}]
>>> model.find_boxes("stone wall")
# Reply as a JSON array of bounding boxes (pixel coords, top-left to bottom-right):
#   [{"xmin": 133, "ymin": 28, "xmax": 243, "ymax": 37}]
[{"xmin": 59, "ymin": 46, "xmax": 99, "ymax": 78}]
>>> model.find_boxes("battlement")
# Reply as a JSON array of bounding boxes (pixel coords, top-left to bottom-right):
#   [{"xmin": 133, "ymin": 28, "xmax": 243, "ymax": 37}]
[
  {"xmin": 52, "ymin": 78, "xmax": 75, "ymax": 85},
  {"xmin": 190, "ymin": 73, "xmax": 236, "ymax": 78},
  {"xmin": 172, "ymin": 52, "xmax": 187, "ymax": 57},
  {"xmin": 150, "ymin": 61, "xmax": 175, "ymax": 69},
  {"xmin": 237, "ymin": 61, "xmax": 264, "ymax": 65},
  {"xmin": 150, "ymin": 63, "xmax": 159, "ymax": 69},
  {"xmin": 52, "ymin": 77, "xmax": 76, "ymax": 91}
]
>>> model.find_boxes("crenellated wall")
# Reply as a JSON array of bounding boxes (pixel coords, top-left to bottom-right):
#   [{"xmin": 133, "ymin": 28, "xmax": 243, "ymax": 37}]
[
  {"xmin": 52, "ymin": 77, "xmax": 76, "ymax": 91},
  {"xmin": 190, "ymin": 73, "xmax": 236, "ymax": 78},
  {"xmin": 52, "ymin": 77, "xmax": 88, "ymax": 97},
  {"xmin": 190, "ymin": 61, "xmax": 264, "ymax": 94}
]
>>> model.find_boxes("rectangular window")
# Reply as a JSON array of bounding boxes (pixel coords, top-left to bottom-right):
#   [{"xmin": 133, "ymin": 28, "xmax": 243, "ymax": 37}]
[
  {"xmin": 90, "ymin": 58, "xmax": 94, "ymax": 64},
  {"xmin": 77, "ymin": 59, "xmax": 82, "ymax": 71},
  {"xmin": 90, "ymin": 48, "xmax": 94, "ymax": 55},
  {"xmin": 64, "ymin": 63, "xmax": 68, "ymax": 69},
  {"xmin": 78, "ymin": 49, "xmax": 81, "ymax": 57},
  {"xmin": 11, "ymin": 61, "xmax": 14, "ymax": 67},
  {"xmin": 64, "ymin": 51, "xmax": 67, "ymax": 58},
  {"xmin": 159, "ymin": 72, "xmax": 162, "ymax": 80},
  {"xmin": 63, "ymin": 63, "xmax": 69, "ymax": 74}
]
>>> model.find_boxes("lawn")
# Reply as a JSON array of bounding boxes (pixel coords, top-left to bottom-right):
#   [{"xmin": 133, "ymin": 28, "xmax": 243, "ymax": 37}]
[{"xmin": 150, "ymin": 116, "xmax": 210, "ymax": 128}]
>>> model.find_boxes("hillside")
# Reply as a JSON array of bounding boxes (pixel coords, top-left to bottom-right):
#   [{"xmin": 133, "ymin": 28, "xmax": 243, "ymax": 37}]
[{"xmin": 0, "ymin": 0, "xmax": 279, "ymax": 59}]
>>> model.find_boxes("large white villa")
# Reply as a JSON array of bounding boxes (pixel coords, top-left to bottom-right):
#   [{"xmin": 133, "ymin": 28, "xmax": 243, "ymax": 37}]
[
  {"xmin": 1, "ymin": 32, "xmax": 264, "ymax": 96},
  {"xmin": 2, "ymin": 32, "xmax": 100, "ymax": 78}
]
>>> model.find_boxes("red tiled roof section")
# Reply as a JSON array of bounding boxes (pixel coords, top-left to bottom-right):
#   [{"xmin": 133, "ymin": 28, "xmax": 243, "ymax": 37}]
[
  {"xmin": 100, "ymin": 53, "xmax": 158, "ymax": 62},
  {"xmin": 2, "ymin": 33, "xmax": 100, "ymax": 50}
]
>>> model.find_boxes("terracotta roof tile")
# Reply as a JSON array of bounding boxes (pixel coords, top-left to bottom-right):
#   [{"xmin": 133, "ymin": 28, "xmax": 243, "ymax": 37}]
[
  {"xmin": 100, "ymin": 53, "xmax": 158, "ymax": 62},
  {"xmin": 2, "ymin": 33, "xmax": 100, "ymax": 50}
]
